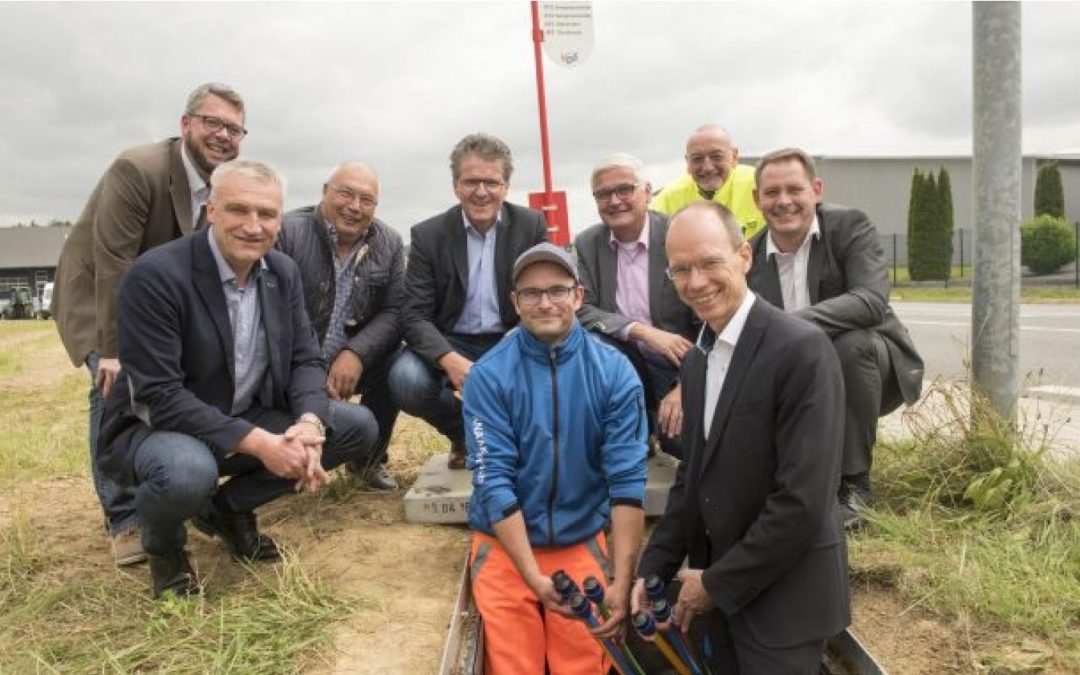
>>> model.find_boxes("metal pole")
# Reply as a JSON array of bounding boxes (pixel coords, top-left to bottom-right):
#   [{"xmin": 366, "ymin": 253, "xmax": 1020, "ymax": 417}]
[
  {"xmin": 1075, "ymin": 221, "xmax": 1079, "ymax": 289},
  {"xmin": 972, "ymin": 2, "xmax": 1022, "ymax": 421},
  {"xmin": 892, "ymin": 233, "xmax": 898, "ymax": 285},
  {"xmin": 959, "ymin": 228, "xmax": 965, "ymax": 278},
  {"xmin": 530, "ymin": 1, "xmax": 556, "ymax": 227}
]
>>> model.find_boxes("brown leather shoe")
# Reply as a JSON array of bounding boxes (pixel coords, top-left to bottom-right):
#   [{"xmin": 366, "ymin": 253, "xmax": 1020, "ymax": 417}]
[
  {"xmin": 447, "ymin": 439, "xmax": 467, "ymax": 470},
  {"xmin": 111, "ymin": 527, "xmax": 148, "ymax": 567}
]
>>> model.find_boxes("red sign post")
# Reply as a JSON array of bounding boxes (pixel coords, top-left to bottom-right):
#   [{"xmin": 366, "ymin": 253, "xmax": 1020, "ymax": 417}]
[{"xmin": 529, "ymin": 1, "xmax": 570, "ymax": 246}]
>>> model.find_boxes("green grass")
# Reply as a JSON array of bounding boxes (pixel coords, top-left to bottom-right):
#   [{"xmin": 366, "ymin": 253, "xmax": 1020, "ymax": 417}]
[
  {"xmin": 0, "ymin": 323, "xmax": 359, "ymax": 673},
  {"xmin": 892, "ymin": 285, "xmax": 1080, "ymax": 303},
  {"xmin": 0, "ymin": 530, "xmax": 357, "ymax": 673},
  {"xmin": 853, "ymin": 383, "xmax": 1080, "ymax": 669}
]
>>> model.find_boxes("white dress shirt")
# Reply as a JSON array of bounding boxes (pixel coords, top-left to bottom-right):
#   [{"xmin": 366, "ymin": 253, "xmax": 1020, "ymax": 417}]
[
  {"xmin": 765, "ymin": 217, "xmax": 820, "ymax": 312},
  {"xmin": 702, "ymin": 290, "xmax": 757, "ymax": 438}
]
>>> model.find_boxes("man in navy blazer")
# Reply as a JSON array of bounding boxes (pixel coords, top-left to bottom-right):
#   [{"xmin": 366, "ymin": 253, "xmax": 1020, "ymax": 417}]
[
  {"xmin": 389, "ymin": 133, "xmax": 547, "ymax": 469},
  {"xmin": 635, "ymin": 202, "xmax": 849, "ymax": 674},
  {"xmin": 100, "ymin": 160, "xmax": 377, "ymax": 599}
]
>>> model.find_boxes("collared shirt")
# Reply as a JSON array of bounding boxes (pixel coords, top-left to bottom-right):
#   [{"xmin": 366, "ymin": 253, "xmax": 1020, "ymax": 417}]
[
  {"xmin": 700, "ymin": 290, "xmax": 756, "ymax": 439},
  {"xmin": 453, "ymin": 210, "xmax": 505, "ymax": 335},
  {"xmin": 611, "ymin": 215, "xmax": 653, "ymax": 344},
  {"xmin": 207, "ymin": 231, "xmax": 269, "ymax": 415},
  {"xmin": 180, "ymin": 142, "xmax": 210, "ymax": 230},
  {"xmin": 320, "ymin": 217, "xmax": 370, "ymax": 362},
  {"xmin": 766, "ymin": 216, "xmax": 821, "ymax": 312}
]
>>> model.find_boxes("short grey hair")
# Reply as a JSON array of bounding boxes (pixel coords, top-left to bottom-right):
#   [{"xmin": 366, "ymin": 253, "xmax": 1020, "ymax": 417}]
[
  {"xmin": 670, "ymin": 201, "xmax": 744, "ymax": 250},
  {"xmin": 590, "ymin": 153, "xmax": 646, "ymax": 189},
  {"xmin": 450, "ymin": 133, "xmax": 514, "ymax": 182},
  {"xmin": 209, "ymin": 159, "xmax": 285, "ymax": 201},
  {"xmin": 185, "ymin": 82, "xmax": 245, "ymax": 117}
]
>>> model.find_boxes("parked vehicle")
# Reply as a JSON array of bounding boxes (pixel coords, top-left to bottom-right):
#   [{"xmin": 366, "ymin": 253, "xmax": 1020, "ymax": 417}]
[
  {"xmin": 37, "ymin": 282, "xmax": 54, "ymax": 320},
  {"xmin": 0, "ymin": 287, "xmax": 35, "ymax": 320}
]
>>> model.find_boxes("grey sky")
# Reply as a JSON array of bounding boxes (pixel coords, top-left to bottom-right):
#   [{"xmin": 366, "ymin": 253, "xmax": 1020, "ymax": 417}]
[{"xmin": 1, "ymin": 1, "xmax": 1077, "ymax": 241}]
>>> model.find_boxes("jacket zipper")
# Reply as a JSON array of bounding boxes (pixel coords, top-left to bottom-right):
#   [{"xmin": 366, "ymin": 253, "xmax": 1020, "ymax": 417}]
[{"xmin": 547, "ymin": 345, "xmax": 559, "ymax": 547}]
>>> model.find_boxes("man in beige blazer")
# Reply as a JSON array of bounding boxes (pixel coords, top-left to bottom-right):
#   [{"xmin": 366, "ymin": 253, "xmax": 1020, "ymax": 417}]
[{"xmin": 53, "ymin": 82, "xmax": 247, "ymax": 566}]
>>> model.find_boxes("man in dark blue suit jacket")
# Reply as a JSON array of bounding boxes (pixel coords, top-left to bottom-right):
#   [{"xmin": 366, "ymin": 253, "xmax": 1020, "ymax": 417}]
[
  {"xmin": 100, "ymin": 160, "xmax": 377, "ymax": 599},
  {"xmin": 388, "ymin": 133, "xmax": 547, "ymax": 469}
]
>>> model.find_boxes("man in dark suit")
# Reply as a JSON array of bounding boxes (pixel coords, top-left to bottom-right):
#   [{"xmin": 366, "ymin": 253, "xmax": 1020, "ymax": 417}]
[
  {"xmin": 53, "ymin": 83, "xmax": 248, "ymax": 566},
  {"xmin": 747, "ymin": 148, "xmax": 924, "ymax": 525},
  {"xmin": 277, "ymin": 161, "xmax": 405, "ymax": 491},
  {"xmin": 575, "ymin": 153, "xmax": 699, "ymax": 458},
  {"xmin": 99, "ymin": 160, "xmax": 377, "ymax": 599},
  {"xmin": 388, "ymin": 133, "xmax": 547, "ymax": 469},
  {"xmin": 634, "ymin": 202, "xmax": 849, "ymax": 674}
]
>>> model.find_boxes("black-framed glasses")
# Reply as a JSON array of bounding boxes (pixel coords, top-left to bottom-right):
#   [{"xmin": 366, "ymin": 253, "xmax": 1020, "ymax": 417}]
[
  {"xmin": 330, "ymin": 185, "xmax": 378, "ymax": 207},
  {"xmin": 191, "ymin": 114, "xmax": 248, "ymax": 140},
  {"xmin": 686, "ymin": 151, "xmax": 729, "ymax": 167},
  {"xmin": 514, "ymin": 284, "xmax": 577, "ymax": 306},
  {"xmin": 459, "ymin": 178, "xmax": 507, "ymax": 193},
  {"xmin": 592, "ymin": 182, "xmax": 638, "ymax": 202}
]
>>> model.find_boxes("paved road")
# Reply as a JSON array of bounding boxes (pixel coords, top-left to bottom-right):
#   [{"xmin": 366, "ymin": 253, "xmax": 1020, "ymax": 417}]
[{"xmin": 893, "ymin": 301, "xmax": 1080, "ymax": 388}]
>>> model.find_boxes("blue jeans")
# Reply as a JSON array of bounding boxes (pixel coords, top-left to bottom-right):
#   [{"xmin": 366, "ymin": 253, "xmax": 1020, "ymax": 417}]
[
  {"xmin": 387, "ymin": 333, "xmax": 502, "ymax": 444},
  {"xmin": 86, "ymin": 353, "xmax": 138, "ymax": 536},
  {"xmin": 132, "ymin": 400, "xmax": 377, "ymax": 556}
]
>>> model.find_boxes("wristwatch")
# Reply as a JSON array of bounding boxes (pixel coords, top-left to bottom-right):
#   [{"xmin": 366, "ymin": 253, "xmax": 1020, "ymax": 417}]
[{"xmin": 295, "ymin": 413, "xmax": 326, "ymax": 436}]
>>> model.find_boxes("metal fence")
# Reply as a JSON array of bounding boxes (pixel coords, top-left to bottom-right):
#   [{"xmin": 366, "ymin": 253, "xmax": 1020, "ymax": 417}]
[{"xmin": 879, "ymin": 222, "xmax": 1080, "ymax": 288}]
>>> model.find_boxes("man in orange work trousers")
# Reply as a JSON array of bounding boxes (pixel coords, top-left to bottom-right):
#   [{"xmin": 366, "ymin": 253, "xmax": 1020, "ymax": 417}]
[{"xmin": 464, "ymin": 243, "xmax": 649, "ymax": 673}]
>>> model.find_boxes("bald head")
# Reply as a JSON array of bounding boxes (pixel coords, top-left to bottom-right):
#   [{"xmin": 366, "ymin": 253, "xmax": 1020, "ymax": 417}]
[
  {"xmin": 666, "ymin": 201, "xmax": 751, "ymax": 332},
  {"xmin": 321, "ymin": 160, "xmax": 381, "ymax": 248},
  {"xmin": 684, "ymin": 124, "xmax": 739, "ymax": 195}
]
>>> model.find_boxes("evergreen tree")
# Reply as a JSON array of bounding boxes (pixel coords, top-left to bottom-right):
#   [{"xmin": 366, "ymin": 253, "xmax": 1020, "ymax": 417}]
[
  {"xmin": 1034, "ymin": 162, "xmax": 1065, "ymax": 218},
  {"xmin": 936, "ymin": 166, "xmax": 955, "ymax": 279},
  {"xmin": 908, "ymin": 169, "xmax": 928, "ymax": 280}
]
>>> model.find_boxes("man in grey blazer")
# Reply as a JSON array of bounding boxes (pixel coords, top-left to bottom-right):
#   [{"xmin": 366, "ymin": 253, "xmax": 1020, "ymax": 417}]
[
  {"xmin": 747, "ymin": 148, "xmax": 924, "ymax": 526},
  {"xmin": 388, "ymin": 133, "xmax": 547, "ymax": 469},
  {"xmin": 575, "ymin": 153, "xmax": 699, "ymax": 458},
  {"xmin": 53, "ymin": 82, "xmax": 247, "ymax": 565}
]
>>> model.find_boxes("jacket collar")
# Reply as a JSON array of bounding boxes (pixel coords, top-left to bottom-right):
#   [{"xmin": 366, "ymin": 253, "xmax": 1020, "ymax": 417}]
[{"xmin": 513, "ymin": 319, "xmax": 586, "ymax": 364}]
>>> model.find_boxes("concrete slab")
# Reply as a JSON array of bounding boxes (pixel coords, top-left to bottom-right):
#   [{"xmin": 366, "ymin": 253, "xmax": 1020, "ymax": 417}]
[
  {"xmin": 403, "ymin": 452, "xmax": 681, "ymax": 524},
  {"xmin": 1026, "ymin": 384, "xmax": 1080, "ymax": 405}
]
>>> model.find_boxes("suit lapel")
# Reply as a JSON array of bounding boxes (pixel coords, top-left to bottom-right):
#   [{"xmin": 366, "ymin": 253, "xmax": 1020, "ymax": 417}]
[
  {"xmin": 597, "ymin": 231, "xmax": 618, "ymax": 310},
  {"xmin": 698, "ymin": 300, "xmax": 769, "ymax": 476},
  {"xmin": 750, "ymin": 236, "xmax": 784, "ymax": 309},
  {"xmin": 807, "ymin": 234, "xmax": 824, "ymax": 305},
  {"xmin": 646, "ymin": 212, "xmax": 666, "ymax": 323},
  {"xmin": 449, "ymin": 206, "xmax": 469, "ymax": 293},
  {"xmin": 258, "ymin": 265, "xmax": 284, "ymax": 395},
  {"xmin": 493, "ymin": 205, "xmax": 511, "ymax": 314},
  {"xmin": 191, "ymin": 232, "xmax": 235, "ymax": 380},
  {"xmin": 169, "ymin": 139, "xmax": 194, "ymax": 235}
]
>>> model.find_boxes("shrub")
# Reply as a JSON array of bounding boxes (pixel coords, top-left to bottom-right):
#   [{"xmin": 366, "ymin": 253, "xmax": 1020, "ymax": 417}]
[
  {"xmin": 1020, "ymin": 214, "xmax": 1076, "ymax": 275},
  {"xmin": 1034, "ymin": 162, "xmax": 1065, "ymax": 218}
]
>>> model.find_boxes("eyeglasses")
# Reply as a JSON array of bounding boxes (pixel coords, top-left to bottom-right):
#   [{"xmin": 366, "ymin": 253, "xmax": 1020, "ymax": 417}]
[
  {"xmin": 686, "ymin": 151, "xmax": 729, "ymax": 167},
  {"xmin": 459, "ymin": 178, "xmax": 507, "ymax": 193},
  {"xmin": 666, "ymin": 256, "xmax": 730, "ymax": 281},
  {"xmin": 514, "ymin": 284, "xmax": 577, "ymax": 306},
  {"xmin": 330, "ymin": 185, "xmax": 378, "ymax": 207},
  {"xmin": 191, "ymin": 114, "xmax": 248, "ymax": 140},
  {"xmin": 592, "ymin": 182, "xmax": 639, "ymax": 203}
]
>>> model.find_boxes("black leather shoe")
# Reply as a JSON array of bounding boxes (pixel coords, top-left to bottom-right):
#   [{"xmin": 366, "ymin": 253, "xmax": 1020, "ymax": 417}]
[
  {"xmin": 364, "ymin": 464, "xmax": 398, "ymax": 491},
  {"xmin": 193, "ymin": 502, "xmax": 281, "ymax": 562},
  {"xmin": 149, "ymin": 549, "xmax": 199, "ymax": 599},
  {"xmin": 448, "ymin": 439, "xmax": 467, "ymax": 470},
  {"xmin": 839, "ymin": 479, "xmax": 873, "ymax": 530}
]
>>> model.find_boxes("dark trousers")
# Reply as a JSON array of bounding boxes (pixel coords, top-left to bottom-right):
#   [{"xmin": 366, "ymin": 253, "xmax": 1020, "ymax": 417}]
[
  {"xmin": 594, "ymin": 334, "xmax": 684, "ymax": 459},
  {"xmin": 831, "ymin": 329, "xmax": 903, "ymax": 484},
  {"xmin": 131, "ymin": 400, "xmax": 376, "ymax": 556},
  {"xmin": 355, "ymin": 355, "xmax": 398, "ymax": 467},
  {"xmin": 387, "ymin": 333, "xmax": 503, "ymax": 444},
  {"xmin": 695, "ymin": 610, "xmax": 828, "ymax": 675}
]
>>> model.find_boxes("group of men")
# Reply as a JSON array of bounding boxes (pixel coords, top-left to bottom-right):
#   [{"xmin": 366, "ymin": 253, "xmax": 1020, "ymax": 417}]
[{"xmin": 53, "ymin": 81, "xmax": 923, "ymax": 673}]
